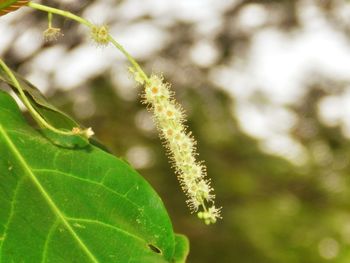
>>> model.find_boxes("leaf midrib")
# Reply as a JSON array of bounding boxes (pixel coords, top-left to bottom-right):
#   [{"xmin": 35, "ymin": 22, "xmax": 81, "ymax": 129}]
[{"xmin": 0, "ymin": 125, "xmax": 99, "ymax": 263}]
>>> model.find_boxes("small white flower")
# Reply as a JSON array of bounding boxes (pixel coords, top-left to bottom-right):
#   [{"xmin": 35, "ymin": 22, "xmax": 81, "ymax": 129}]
[
  {"xmin": 198, "ymin": 206, "xmax": 222, "ymax": 225},
  {"xmin": 43, "ymin": 27, "xmax": 63, "ymax": 42},
  {"xmin": 84, "ymin": 127, "xmax": 95, "ymax": 138}
]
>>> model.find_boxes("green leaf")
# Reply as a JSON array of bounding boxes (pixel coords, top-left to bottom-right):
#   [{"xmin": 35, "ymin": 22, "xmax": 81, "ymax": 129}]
[
  {"xmin": 0, "ymin": 69, "xmax": 78, "ymax": 129},
  {"xmin": 0, "ymin": 67, "xmax": 96, "ymax": 149},
  {"xmin": 40, "ymin": 128, "xmax": 90, "ymax": 148},
  {"xmin": 0, "ymin": 91, "xmax": 189, "ymax": 262},
  {"xmin": 173, "ymin": 235, "xmax": 190, "ymax": 263}
]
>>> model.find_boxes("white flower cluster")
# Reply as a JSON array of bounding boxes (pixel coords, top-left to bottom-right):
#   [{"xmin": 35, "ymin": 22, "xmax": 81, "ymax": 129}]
[{"xmin": 137, "ymin": 73, "xmax": 221, "ymax": 224}]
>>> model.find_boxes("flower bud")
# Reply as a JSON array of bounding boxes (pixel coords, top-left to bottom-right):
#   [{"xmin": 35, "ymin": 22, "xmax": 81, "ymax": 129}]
[{"xmin": 91, "ymin": 25, "xmax": 109, "ymax": 46}]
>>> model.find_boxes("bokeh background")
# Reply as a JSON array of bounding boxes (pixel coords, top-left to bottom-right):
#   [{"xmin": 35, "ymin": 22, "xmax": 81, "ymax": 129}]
[{"xmin": 2, "ymin": 0, "xmax": 350, "ymax": 262}]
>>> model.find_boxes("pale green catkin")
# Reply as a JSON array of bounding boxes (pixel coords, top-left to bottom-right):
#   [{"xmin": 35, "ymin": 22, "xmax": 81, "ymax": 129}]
[{"xmin": 134, "ymin": 73, "xmax": 221, "ymax": 224}]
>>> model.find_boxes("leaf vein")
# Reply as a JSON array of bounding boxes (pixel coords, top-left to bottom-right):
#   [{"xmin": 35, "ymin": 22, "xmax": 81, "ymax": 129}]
[
  {"xmin": 33, "ymin": 168, "xmax": 142, "ymax": 209},
  {"xmin": 41, "ymin": 219, "xmax": 59, "ymax": 263},
  {"xmin": 66, "ymin": 217, "xmax": 145, "ymax": 243},
  {"xmin": 0, "ymin": 177, "xmax": 24, "ymax": 256},
  {"xmin": 99, "ymin": 167, "xmax": 112, "ymax": 185},
  {"xmin": 0, "ymin": 125, "xmax": 99, "ymax": 263}
]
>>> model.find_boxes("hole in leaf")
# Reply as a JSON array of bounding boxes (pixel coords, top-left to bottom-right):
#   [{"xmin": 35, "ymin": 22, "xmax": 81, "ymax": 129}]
[{"xmin": 148, "ymin": 244, "xmax": 162, "ymax": 254}]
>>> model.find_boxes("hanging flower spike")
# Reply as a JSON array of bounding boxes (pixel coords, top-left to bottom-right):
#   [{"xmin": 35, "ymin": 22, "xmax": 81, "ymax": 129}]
[{"xmin": 133, "ymin": 72, "xmax": 221, "ymax": 224}]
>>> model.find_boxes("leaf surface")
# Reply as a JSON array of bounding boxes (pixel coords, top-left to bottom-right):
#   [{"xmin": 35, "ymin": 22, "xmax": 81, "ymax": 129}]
[{"xmin": 0, "ymin": 91, "xmax": 189, "ymax": 262}]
